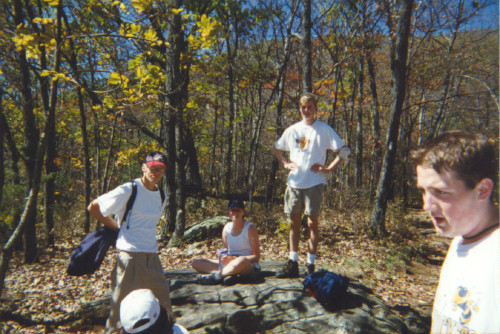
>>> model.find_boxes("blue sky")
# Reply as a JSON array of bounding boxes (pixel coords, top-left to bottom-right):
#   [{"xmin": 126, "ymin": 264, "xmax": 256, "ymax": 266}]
[{"xmin": 467, "ymin": 1, "xmax": 499, "ymax": 30}]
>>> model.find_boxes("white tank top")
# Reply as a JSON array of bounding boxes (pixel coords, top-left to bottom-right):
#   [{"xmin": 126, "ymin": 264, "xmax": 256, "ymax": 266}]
[{"xmin": 225, "ymin": 220, "xmax": 253, "ymax": 256}]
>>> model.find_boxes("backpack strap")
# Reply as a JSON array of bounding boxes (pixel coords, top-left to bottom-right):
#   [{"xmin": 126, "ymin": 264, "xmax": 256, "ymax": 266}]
[
  {"xmin": 122, "ymin": 181, "xmax": 164, "ymax": 230},
  {"xmin": 122, "ymin": 180, "xmax": 137, "ymax": 229}
]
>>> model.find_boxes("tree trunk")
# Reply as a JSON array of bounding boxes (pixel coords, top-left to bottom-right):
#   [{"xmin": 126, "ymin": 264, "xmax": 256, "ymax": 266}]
[
  {"xmin": 400, "ymin": 109, "xmax": 413, "ymax": 208},
  {"xmin": 13, "ymin": 0, "xmax": 40, "ymax": 263},
  {"xmin": 265, "ymin": 0, "xmax": 297, "ymax": 210},
  {"xmin": 77, "ymin": 89, "xmax": 92, "ymax": 233},
  {"xmin": 61, "ymin": 10, "xmax": 92, "ymax": 232},
  {"xmin": 367, "ymin": 52, "xmax": 381, "ymax": 198},
  {"xmin": 328, "ymin": 66, "xmax": 341, "ymax": 129},
  {"xmin": 246, "ymin": 87, "xmax": 266, "ymax": 210},
  {"xmin": 427, "ymin": 72, "xmax": 453, "ymax": 140},
  {"xmin": 183, "ymin": 125, "xmax": 202, "ymax": 193},
  {"xmin": 224, "ymin": 25, "xmax": 237, "ymax": 194},
  {"xmin": 355, "ymin": 55, "xmax": 364, "ymax": 188},
  {"xmin": 209, "ymin": 103, "xmax": 218, "ymax": 189},
  {"xmin": 370, "ymin": 0, "xmax": 414, "ymax": 237},
  {"xmin": 426, "ymin": 0, "xmax": 463, "ymax": 141},
  {"xmin": 170, "ymin": 119, "xmax": 186, "ymax": 247},
  {"xmin": 302, "ymin": 0, "xmax": 312, "ymax": 93},
  {"xmin": 0, "ymin": 89, "xmax": 4, "ymax": 206},
  {"xmin": 165, "ymin": 0, "xmax": 187, "ymax": 247},
  {"xmin": 42, "ymin": 3, "xmax": 62, "ymax": 246},
  {"xmin": 100, "ymin": 113, "xmax": 118, "ymax": 193},
  {"xmin": 92, "ymin": 108, "xmax": 102, "ymax": 190},
  {"xmin": 165, "ymin": 103, "xmax": 177, "ymax": 236},
  {"xmin": 266, "ymin": 72, "xmax": 286, "ymax": 211}
]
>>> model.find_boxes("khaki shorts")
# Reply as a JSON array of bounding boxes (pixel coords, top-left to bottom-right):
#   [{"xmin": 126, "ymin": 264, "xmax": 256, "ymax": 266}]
[
  {"xmin": 107, "ymin": 251, "xmax": 170, "ymax": 331},
  {"xmin": 284, "ymin": 183, "xmax": 325, "ymax": 216}
]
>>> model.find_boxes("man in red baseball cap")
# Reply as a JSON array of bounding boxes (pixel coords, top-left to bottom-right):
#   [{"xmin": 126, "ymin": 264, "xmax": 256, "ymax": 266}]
[{"xmin": 88, "ymin": 151, "xmax": 171, "ymax": 333}]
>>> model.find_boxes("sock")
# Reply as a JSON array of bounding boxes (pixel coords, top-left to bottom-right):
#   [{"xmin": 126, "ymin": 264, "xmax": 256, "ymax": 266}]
[
  {"xmin": 307, "ymin": 253, "xmax": 316, "ymax": 264},
  {"xmin": 213, "ymin": 272, "xmax": 221, "ymax": 280},
  {"xmin": 289, "ymin": 252, "xmax": 299, "ymax": 262}
]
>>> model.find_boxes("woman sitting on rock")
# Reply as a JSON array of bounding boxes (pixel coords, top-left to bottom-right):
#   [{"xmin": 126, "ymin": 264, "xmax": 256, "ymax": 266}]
[{"xmin": 192, "ymin": 199, "xmax": 261, "ymax": 285}]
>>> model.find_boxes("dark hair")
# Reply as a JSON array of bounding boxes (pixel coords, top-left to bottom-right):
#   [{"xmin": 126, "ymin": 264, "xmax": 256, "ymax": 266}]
[
  {"xmin": 411, "ymin": 130, "xmax": 497, "ymax": 190},
  {"xmin": 140, "ymin": 307, "xmax": 173, "ymax": 334}
]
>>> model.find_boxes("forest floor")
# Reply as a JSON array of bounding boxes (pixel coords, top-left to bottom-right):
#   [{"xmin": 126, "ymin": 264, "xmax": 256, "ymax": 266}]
[{"xmin": 0, "ymin": 201, "xmax": 447, "ymax": 333}]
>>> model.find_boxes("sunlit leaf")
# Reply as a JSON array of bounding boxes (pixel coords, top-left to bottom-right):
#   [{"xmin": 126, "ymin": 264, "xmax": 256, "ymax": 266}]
[{"xmin": 172, "ymin": 8, "xmax": 184, "ymax": 15}]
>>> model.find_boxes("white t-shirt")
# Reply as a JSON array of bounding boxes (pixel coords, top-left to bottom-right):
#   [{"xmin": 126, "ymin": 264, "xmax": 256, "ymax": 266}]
[
  {"xmin": 274, "ymin": 120, "xmax": 346, "ymax": 189},
  {"xmin": 431, "ymin": 228, "xmax": 500, "ymax": 333},
  {"xmin": 224, "ymin": 220, "xmax": 254, "ymax": 257},
  {"xmin": 96, "ymin": 178, "xmax": 166, "ymax": 253}
]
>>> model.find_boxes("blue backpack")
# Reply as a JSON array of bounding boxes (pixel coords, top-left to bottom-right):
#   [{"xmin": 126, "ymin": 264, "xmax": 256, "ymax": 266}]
[
  {"xmin": 67, "ymin": 180, "xmax": 142, "ymax": 276},
  {"xmin": 66, "ymin": 226, "xmax": 119, "ymax": 276},
  {"xmin": 302, "ymin": 270, "xmax": 349, "ymax": 309}
]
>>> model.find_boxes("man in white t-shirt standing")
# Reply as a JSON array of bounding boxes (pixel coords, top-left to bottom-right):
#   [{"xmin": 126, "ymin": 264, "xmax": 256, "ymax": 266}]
[
  {"xmin": 88, "ymin": 151, "xmax": 173, "ymax": 333},
  {"xmin": 412, "ymin": 131, "xmax": 499, "ymax": 333},
  {"xmin": 272, "ymin": 93, "xmax": 350, "ymax": 278}
]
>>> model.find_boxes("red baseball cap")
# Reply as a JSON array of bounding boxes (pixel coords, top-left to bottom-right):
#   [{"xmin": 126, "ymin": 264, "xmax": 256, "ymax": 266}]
[{"xmin": 145, "ymin": 151, "xmax": 167, "ymax": 168}]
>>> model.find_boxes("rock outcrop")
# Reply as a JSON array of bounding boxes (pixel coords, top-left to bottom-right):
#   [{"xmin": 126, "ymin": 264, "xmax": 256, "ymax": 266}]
[
  {"xmin": 183, "ymin": 216, "xmax": 230, "ymax": 243},
  {"xmin": 71, "ymin": 260, "xmax": 429, "ymax": 333},
  {"xmin": 168, "ymin": 261, "xmax": 429, "ymax": 334}
]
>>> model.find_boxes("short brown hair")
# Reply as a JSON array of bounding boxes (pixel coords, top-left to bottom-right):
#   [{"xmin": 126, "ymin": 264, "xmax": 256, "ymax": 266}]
[
  {"xmin": 300, "ymin": 93, "xmax": 317, "ymax": 108},
  {"xmin": 411, "ymin": 130, "xmax": 497, "ymax": 190}
]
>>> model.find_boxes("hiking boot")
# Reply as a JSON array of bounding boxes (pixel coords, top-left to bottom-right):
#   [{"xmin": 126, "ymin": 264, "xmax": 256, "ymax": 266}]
[
  {"xmin": 305, "ymin": 263, "xmax": 315, "ymax": 276},
  {"xmin": 196, "ymin": 273, "xmax": 221, "ymax": 285},
  {"xmin": 276, "ymin": 260, "xmax": 299, "ymax": 278}
]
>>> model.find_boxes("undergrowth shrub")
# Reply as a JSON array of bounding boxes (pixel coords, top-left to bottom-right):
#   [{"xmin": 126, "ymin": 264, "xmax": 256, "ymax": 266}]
[{"xmin": 275, "ymin": 217, "xmax": 290, "ymax": 242}]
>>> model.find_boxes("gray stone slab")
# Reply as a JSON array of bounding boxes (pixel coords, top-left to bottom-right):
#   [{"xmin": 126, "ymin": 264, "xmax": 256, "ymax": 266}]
[{"xmin": 167, "ymin": 261, "xmax": 429, "ymax": 334}]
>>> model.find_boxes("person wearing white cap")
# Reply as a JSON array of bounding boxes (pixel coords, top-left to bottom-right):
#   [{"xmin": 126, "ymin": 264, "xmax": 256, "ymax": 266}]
[
  {"xmin": 88, "ymin": 152, "xmax": 173, "ymax": 332},
  {"xmin": 120, "ymin": 289, "xmax": 189, "ymax": 334}
]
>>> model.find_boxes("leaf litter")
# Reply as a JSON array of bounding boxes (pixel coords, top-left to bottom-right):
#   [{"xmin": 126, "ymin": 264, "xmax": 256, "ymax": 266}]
[{"xmin": 0, "ymin": 207, "xmax": 446, "ymax": 333}]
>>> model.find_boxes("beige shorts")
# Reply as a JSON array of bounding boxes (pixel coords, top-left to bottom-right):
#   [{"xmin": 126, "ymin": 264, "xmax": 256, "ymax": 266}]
[
  {"xmin": 107, "ymin": 251, "xmax": 170, "ymax": 331},
  {"xmin": 284, "ymin": 183, "xmax": 325, "ymax": 216}
]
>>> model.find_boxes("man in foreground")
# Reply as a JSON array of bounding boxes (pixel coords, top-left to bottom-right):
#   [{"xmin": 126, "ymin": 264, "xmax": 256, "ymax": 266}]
[{"xmin": 412, "ymin": 130, "xmax": 499, "ymax": 333}]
